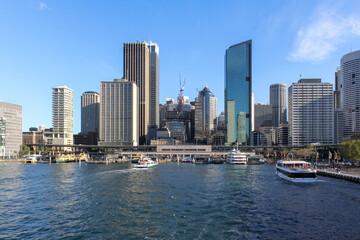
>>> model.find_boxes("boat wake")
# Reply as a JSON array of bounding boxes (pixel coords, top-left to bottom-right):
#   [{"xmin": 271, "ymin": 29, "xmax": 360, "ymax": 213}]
[{"xmin": 96, "ymin": 168, "xmax": 147, "ymax": 175}]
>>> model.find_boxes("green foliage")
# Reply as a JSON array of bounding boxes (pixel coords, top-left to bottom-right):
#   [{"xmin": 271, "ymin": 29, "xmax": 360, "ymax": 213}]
[
  {"xmin": 19, "ymin": 144, "xmax": 30, "ymax": 156},
  {"xmin": 293, "ymin": 146, "xmax": 315, "ymax": 160},
  {"xmin": 339, "ymin": 140, "xmax": 360, "ymax": 161}
]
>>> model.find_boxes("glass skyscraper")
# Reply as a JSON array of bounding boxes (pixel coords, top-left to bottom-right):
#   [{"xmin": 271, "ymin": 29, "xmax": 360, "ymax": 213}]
[{"xmin": 225, "ymin": 40, "xmax": 252, "ymax": 145}]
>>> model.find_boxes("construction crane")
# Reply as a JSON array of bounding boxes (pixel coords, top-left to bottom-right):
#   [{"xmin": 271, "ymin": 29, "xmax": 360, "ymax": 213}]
[{"xmin": 177, "ymin": 72, "xmax": 186, "ymax": 121}]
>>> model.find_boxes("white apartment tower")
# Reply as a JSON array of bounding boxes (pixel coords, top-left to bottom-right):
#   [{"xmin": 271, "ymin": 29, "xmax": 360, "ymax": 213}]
[
  {"xmin": 99, "ymin": 79, "xmax": 139, "ymax": 146},
  {"xmin": 52, "ymin": 85, "xmax": 73, "ymax": 147},
  {"xmin": 288, "ymin": 79, "xmax": 334, "ymax": 146}
]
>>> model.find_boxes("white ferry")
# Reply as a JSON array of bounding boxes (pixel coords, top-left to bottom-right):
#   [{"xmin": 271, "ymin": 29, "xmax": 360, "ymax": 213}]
[
  {"xmin": 134, "ymin": 157, "xmax": 158, "ymax": 168},
  {"xmin": 226, "ymin": 149, "xmax": 247, "ymax": 165},
  {"xmin": 276, "ymin": 160, "xmax": 317, "ymax": 183}
]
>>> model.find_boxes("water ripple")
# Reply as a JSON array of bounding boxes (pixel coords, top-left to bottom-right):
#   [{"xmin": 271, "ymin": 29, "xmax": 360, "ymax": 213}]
[{"xmin": 0, "ymin": 163, "xmax": 359, "ymax": 239}]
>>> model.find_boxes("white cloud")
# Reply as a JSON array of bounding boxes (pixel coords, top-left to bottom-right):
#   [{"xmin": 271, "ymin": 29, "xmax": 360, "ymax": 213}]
[
  {"xmin": 288, "ymin": 7, "xmax": 360, "ymax": 63},
  {"xmin": 38, "ymin": 2, "xmax": 49, "ymax": 10}
]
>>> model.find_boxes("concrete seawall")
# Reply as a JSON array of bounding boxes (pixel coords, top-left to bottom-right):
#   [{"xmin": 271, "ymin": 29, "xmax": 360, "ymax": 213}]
[{"xmin": 317, "ymin": 170, "xmax": 360, "ymax": 183}]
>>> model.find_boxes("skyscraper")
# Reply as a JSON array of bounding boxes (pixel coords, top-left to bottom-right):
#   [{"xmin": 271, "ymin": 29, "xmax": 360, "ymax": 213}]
[
  {"xmin": 81, "ymin": 91, "xmax": 100, "ymax": 134},
  {"xmin": 146, "ymin": 41, "xmax": 159, "ymax": 129},
  {"xmin": 52, "ymin": 85, "xmax": 73, "ymax": 147},
  {"xmin": 0, "ymin": 101, "xmax": 22, "ymax": 157},
  {"xmin": 225, "ymin": 40, "xmax": 252, "ymax": 145},
  {"xmin": 334, "ymin": 67, "xmax": 344, "ymax": 144},
  {"xmin": 99, "ymin": 79, "xmax": 139, "ymax": 146},
  {"xmin": 340, "ymin": 50, "xmax": 360, "ymax": 137},
  {"xmin": 288, "ymin": 79, "xmax": 334, "ymax": 146},
  {"xmin": 194, "ymin": 87, "xmax": 218, "ymax": 140},
  {"xmin": 270, "ymin": 83, "xmax": 287, "ymax": 127},
  {"xmin": 124, "ymin": 42, "xmax": 150, "ymax": 144},
  {"xmin": 254, "ymin": 103, "xmax": 272, "ymax": 131}
]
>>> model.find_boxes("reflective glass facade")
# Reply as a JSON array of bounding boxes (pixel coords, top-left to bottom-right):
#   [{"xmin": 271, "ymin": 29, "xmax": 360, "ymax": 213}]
[{"xmin": 225, "ymin": 40, "xmax": 252, "ymax": 145}]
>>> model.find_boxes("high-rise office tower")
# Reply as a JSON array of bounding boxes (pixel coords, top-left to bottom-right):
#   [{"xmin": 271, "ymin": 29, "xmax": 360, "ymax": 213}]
[
  {"xmin": 99, "ymin": 79, "xmax": 139, "ymax": 146},
  {"xmin": 124, "ymin": 42, "xmax": 150, "ymax": 144},
  {"xmin": 52, "ymin": 85, "xmax": 73, "ymax": 147},
  {"xmin": 334, "ymin": 67, "xmax": 344, "ymax": 143},
  {"xmin": 270, "ymin": 84, "xmax": 287, "ymax": 127},
  {"xmin": 194, "ymin": 87, "xmax": 218, "ymax": 140},
  {"xmin": 146, "ymin": 41, "xmax": 159, "ymax": 129},
  {"xmin": 288, "ymin": 79, "xmax": 334, "ymax": 146},
  {"xmin": 340, "ymin": 50, "xmax": 360, "ymax": 137},
  {"xmin": 251, "ymin": 93, "xmax": 255, "ymax": 132},
  {"xmin": 0, "ymin": 101, "xmax": 22, "ymax": 157},
  {"xmin": 81, "ymin": 91, "xmax": 100, "ymax": 134},
  {"xmin": 254, "ymin": 103, "xmax": 272, "ymax": 131},
  {"xmin": 225, "ymin": 40, "xmax": 252, "ymax": 145}
]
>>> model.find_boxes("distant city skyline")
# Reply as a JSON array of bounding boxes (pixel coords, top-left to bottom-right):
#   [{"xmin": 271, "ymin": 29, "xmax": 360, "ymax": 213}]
[{"xmin": 1, "ymin": 1, "xmax": 360, "ymax": 133}]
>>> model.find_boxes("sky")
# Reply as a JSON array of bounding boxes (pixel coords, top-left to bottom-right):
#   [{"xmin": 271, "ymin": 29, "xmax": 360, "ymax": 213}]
[{"xmin": 1, "ymin": 0, "xmax": 360, "ymax": 133}]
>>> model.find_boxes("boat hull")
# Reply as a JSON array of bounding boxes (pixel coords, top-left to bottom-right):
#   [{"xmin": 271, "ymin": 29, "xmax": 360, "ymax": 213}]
[
  {"xmin": 134, "ymin": 163, "xmax": 158, "ymax": 168},
  {"xmin": 276, "ymin": 169, "xmax": 317, "ymax": 183},
  {"xmin": 24, "ymin": 160, "xmax": 37, "ymax": 163}
]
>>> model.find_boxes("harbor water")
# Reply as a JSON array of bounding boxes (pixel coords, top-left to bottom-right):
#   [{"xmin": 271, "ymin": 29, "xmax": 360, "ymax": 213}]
[{"xmin": 0, "ymin": 162, "xmax": 359, "ymax": 239}]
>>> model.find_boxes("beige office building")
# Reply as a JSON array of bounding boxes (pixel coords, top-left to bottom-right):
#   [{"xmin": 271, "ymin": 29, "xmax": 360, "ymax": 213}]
[
  {"xmin": 51, "ymin": 85, "xmax": 73, "ymax": 148},
  {"xmin": 99, "ymin": 79, "xmax": 139, "ymax": 146},
  {"xmin": 0, "ymin": 101, "xmax": 22, "ymax": 157},
  {"xmin": 124, "ymin": 42, "xmax": 150, "ymax": 144}
]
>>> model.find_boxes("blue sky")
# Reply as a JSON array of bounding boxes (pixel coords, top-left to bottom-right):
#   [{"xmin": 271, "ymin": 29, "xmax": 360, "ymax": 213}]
[{"xmin": 1, "ymin": 0, "xmax": 360, "ymax": 133}]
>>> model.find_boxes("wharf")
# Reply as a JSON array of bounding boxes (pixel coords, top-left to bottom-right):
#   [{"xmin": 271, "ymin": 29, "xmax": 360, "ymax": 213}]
[
  {"xmin": 0, "ymin": 159, "xmax": 23, "ymax": 162},
  {"xmin": 317, "ymin": 169, "xmax": 360, "ymax": 183}
]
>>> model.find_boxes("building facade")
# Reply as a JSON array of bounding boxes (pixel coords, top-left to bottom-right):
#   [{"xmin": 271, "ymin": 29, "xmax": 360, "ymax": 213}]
[
  {"xmin": 194, "ymin": 87, "xmax": 218, "ymax": 140},
  {"xmin": 254, "ymin": 103, "xmax": 272, "ymax": 131},
  {"xmin": 277, "ymin": 122, "xmax": 289, "ymax": 146},
  {"xmin": 270, "ymin": 83, "xmax": 287, "ymax": 127},
  {"xmin": 340, "ymin": 50, "xmax": 360, "ymax": 138},
  {"xmin": 147, "ymin": 41, "xmax": 160, "ymax": 129},
  {"xmin": 81, "ymin": 91, "xmax": 100, "ymax": 134},
  {"xmin": 0, "ymin": 117, "xmax": 6, "ymax": 157},
  {"xmin": 334, "ymin": 67, "xmax": 344, "ymax": 143},
  {"xmin": 288, "ymin": 79, "xmax": 334, "ymax": 146},
  {"xmin": 51, "ymin": 85, "xmax": 73, "ymax": 147},
  {"xmin": 0, "ymin": 101, "xmax": 22, "ymax": 157},
  {"xmin": 124, "ymin": 42, "xmax": 150, "ymax": 144},
  {"xmin": 225, "ymin": 40, "xmax": 252, "ymax": 145},
  {"xmin": 99, "ymin": 79, "xmax": 139, "ymax": 146}
]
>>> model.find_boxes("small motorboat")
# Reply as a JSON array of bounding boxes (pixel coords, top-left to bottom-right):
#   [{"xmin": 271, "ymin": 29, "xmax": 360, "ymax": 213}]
[{"xmin": 134, "ymin": 157, "xmax": 158, "ymax": 168}]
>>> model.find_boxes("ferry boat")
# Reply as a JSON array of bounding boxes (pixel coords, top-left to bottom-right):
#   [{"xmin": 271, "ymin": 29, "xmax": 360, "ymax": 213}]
[
  {"xmin": 130, "ymin": 154, "xmax": 143, "ymax": 163},
  {"xmin": 55, "ymin": 155, "xmax": 67, "ymax": 163},
  {"xmin": 134, "ymin": 157, "xmax": 158, "ymax": 168},
  {"xmin": 276, "ymin": 160, "xmax": 317, "ymax": 183},
  {"xmin": 24, "ymin": 155, "xmax": 43, "ymax": 163},
  {"xmin": 226, "ymin": 149, "xmax": 247, "ymax": 164},
  {"xmin": 76, "ymin": 153, "xmax": 88, "ymax": 162}
]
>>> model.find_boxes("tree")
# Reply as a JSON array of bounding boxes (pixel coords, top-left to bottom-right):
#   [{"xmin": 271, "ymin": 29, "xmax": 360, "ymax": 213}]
[
  {"xmin": 19, "ymin": 145, "xmax": 30, "ymax": 156},
  {"xmin": 294, "ymin": 146, "xmax": 314, "ymax": 160},
  {"xmin": 338, "ymin": 140, "xmax": 360, "ymax": 162}
]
